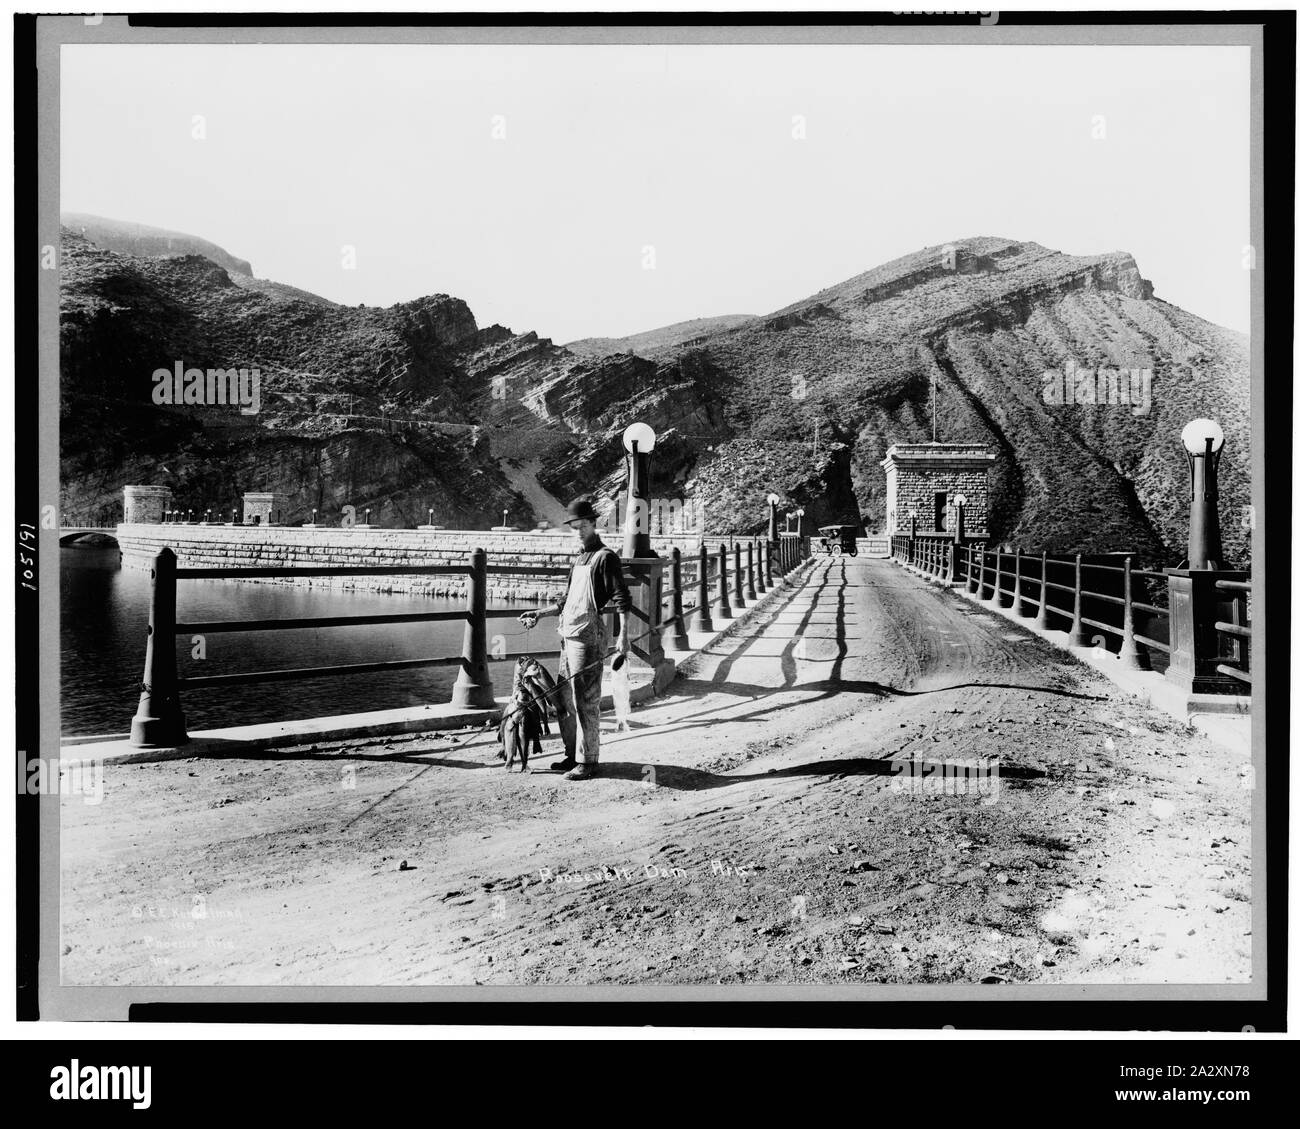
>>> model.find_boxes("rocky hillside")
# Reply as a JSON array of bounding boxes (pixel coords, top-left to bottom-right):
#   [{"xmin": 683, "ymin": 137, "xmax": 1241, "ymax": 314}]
[
  {"xmin": 564, "ymin": 314, "xmax": 756, "ymax": 360},
  {"xmin": 61, "ymin": 213, "xmax": 256, "ymax": 278},
  {"xmin": 59, "ymin": 228, "xmax": 1249, "ymax": 565}
]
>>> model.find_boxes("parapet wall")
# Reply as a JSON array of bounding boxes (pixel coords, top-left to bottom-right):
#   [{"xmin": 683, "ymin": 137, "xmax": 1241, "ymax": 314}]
[{"xmin": 115, "ymin": 525, "xmax": 757, "ymax": 601}]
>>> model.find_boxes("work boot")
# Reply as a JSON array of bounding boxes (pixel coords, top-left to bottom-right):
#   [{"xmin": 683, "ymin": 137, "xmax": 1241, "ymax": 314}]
[
  {"xmin": 549, "ymin": 756, "xmax": 577, "ymax": 773},
  {"xmin": 564, "ymin": 763, "xmax": 599, "ymax": 781}
]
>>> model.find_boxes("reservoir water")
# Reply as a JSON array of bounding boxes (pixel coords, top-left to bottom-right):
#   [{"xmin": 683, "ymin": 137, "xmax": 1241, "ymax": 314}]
[{"xmin": 60, "ymin": 545, "xmax": 536, "ymax": 737}]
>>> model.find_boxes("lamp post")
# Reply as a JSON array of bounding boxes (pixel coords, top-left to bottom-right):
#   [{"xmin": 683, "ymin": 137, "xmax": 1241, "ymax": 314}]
[
  {"xmin": 622, "ymin": 422, "xmax": 657, "ymax": 558},
  {"xmin": 1181, "ymin": 418, "xmax": 1225, "ymax": 570},
  {"xmin": 620, "ymin": 421, "xmax": 667, "ymax": 682},
  {"xmin": 1164, "ymin": 418, "xmax": 1247, "ymax": 702},
  {"xmin": 767, "ymin": 493, "xmax": 779, "ymax": 541},
  {"xmin": 794, "ymin": 507, "xmax": 805, "ymax": 538}
]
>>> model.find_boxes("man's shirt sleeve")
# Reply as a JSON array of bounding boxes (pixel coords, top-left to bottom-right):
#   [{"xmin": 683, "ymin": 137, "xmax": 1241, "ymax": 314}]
[{"xmin": 597, "ymin": 549, "xmax": 632, "ymax": 614}]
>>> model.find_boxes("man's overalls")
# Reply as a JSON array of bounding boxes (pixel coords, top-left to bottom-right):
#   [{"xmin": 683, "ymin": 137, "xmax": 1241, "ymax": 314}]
[{"xmin": 556, "ymin": 552, "xmax": 609, "ymax": 766}]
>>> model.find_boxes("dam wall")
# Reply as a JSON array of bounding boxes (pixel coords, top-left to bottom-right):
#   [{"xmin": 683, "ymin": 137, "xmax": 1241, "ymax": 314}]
[{"xmin": 114, "ymin": 524, "xmax": 753, "ymax": 601}]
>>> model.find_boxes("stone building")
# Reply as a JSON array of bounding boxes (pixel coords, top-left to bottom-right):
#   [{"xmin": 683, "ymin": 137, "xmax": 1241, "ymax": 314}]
[
  {"xmin": 242, "ymin": 492, "xmax": 290, "ymax": 526},
  {"xmin": 122, "ymin": 484, "xmax": 173, "ymax": 524},
  {"xmin": 880, "ymin": 443, "xmax": 997, "ymax": 536}
]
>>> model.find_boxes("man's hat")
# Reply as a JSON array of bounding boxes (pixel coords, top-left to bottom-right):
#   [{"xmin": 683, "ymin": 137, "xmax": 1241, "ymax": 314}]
[{"xmin": 564, "ymin": 498, "xmax": 599, "ymax": 525}]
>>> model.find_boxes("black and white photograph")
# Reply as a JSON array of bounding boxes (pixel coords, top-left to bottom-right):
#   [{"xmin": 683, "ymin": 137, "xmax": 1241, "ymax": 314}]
[{"xmin": 16, "ymin": 10, "xmax": 1288, "ymax": 1042}]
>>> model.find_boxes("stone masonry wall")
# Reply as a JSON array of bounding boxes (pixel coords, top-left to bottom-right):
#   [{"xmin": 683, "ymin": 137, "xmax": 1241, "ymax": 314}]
[
  {"xmin": 891, "ymin": 468, "xmax": 991, "ymax": 534},
  {"xmin": 115, "ymin": 525, "xmax": 763, "ymax": 602}
]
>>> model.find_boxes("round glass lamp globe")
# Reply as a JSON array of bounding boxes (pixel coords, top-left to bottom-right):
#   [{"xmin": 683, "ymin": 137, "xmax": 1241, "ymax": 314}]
[
  {"xmin": 1180, "ymin": 418, "xmax": 1224, "ymax": 453},
  {"xmin": 766, "ymin": 493, "xmax": 780, "ymax": 505},
  {"xmin": 622, "ymin": 422, "xmax": 657, "ymax": 453}
]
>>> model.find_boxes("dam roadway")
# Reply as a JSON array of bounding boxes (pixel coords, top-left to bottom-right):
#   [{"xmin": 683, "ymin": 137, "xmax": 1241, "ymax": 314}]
[{"xmin": 60, "ymin": 557, "xmax": 1251, "ymax": 987}]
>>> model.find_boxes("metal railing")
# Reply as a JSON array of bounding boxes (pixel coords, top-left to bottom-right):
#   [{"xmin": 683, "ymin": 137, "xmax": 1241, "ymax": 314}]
[
  {"xmin": 128, "ymin": 531, "xmax": 811, "ymax": 747},
  {"xmin": 1214, "ymin": 578, "xmax": 1252, "ymax": 685},
  {"xmin": 890, "ymin": 536, "xmax": 1171, "ymax": 672}
]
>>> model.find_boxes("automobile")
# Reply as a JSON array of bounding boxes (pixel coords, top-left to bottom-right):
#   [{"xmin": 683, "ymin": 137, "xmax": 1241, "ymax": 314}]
[{"xmin": 818, "ymin": 524, "xmax": 859, "ymax": 556}]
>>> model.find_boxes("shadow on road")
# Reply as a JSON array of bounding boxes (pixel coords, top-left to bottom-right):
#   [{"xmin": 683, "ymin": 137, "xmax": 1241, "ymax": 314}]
[{"xmin": 568, "ymin": 753, "xmax": 1049, "ymax": 792}]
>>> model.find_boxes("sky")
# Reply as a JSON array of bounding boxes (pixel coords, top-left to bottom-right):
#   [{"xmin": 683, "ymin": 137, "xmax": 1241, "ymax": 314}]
[{"xmin": 61, "ymin": 43, "xmax": 1252, "ymax": 341}]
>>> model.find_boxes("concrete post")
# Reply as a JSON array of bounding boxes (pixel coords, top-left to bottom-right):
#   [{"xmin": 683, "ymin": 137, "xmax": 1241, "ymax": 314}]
[
  {"xmin": 695, "ymin": 541, "xmax": 714, "ymax": 632},
  {"xmin": 1034, "ymin": 552, "xmax": 1049, "ymax": 629},
  {"xmin": 754, "ymin": 539, "xmax": 766, "ymax": 594},
  {"xmin": 451, "ymin": 547, "xmax": 495, "ymax": 709},
  {"xmin": 762, "ymin": 537, "xmax": 773, "ymax": 589},
  {"xmin": 1011, "ymin": 548, "xmax": 1025, "ymax": 616},
  {"xmin": 745, "ymin": 540, "xmax": 758, "ymax": 600},
  {"xmin": 718, "ymin": 538, "xmax": 732, "ymax": 618},
  {"xmin": 1165, "ymin": 568, "xmax": 1251, "ymax": 698},
  {"xmin": 666, "ymin": 546, "xmax": 690, "ymax": 652},
  {"xmin": 1117, "ymin": 556, "xmax": 1151, "ymax": 670},
  {"xmin": 631, "ymin": 558, "xmax": 668, "ymax": 680},
  {"xmin": 732, "ymin": 541, "xmax": 746, "ymax": 610},
  {"xmin": 1066, "ymin": 553, "xmax": 1087, "ymax": 646},
  {"xmin": 130, "ymin": 548, "xmax": 188, "ymax": 747},
  {"xmin": 952, "ymin": 503, "xmax": 966, "ymax": 585}
]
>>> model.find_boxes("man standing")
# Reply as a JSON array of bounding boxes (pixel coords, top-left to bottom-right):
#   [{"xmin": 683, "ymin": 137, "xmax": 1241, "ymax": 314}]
[{"xmin": 519, "ymin": 499, "xmax": 631, "ymax": 780}]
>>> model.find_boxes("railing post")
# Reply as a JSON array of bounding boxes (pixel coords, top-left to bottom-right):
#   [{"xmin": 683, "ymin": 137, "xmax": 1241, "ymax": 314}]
[
  {"xmin": 763, "ymin": 537, "xmax": 774, "ymax": 588},
  {"xmin": 1034, "ymin": 552, "xmax": 1049, "ymax": 629},
  {"xmin": 745, "ymin": 539, "xmax": 758, "ymax": 600},
  {"xmin": 1117, "ymin": 555, "xmax": 1151, "ymax": 669},
  {"xmin": 695, "ymin": 541, "xmax": 714, "ymax": 632},
  {"xmin": 732, "ymin": 540, "xmax": 747, "ymax": 610},
  {"xmin": 978, "ymin": 548, "xmax": 991, "ymax": 600},
  {"xmin": 637, "ymin": 559, "xmax": 667, "ymax": 672},
  {"xmin": 1066, "ymin": 552, "xmax": 1087, "ymax": 646},
  {"xmin": 1011, "ymin": 547, "xmax": 1023, "ymax": 615},
  {"xmin": 130, "ymin": 547, "xmax": 189, "ymax": 747},
  {"xmin": 754, "ymin": 538, "xmax": 766, "ymax": 594},
  {"xmin": 665, "ymin": 546, "xmax": 690, "ymax": 652},
  {"xmin": 718, "ymin": 537, "xmax": 732, "ymax": 618},
  {"xmin": 451, "ymin": 546, "xmax": 495, "ymax": 708},
  {"xmin": 966, "ymin": 545, "xmax": 979, "ymax": 594}
]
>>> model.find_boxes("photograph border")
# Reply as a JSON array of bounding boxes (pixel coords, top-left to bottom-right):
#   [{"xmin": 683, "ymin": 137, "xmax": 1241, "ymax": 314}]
[{"xmin": 16, "ymin": 8, "xmax": 1292, "ymax": 1030}]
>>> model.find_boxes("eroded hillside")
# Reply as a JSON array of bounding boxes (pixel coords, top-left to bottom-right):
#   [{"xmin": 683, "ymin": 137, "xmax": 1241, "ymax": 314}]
[{"xmin": 59, "ymin": 230, "xmax": 1249, "ymax": 564}]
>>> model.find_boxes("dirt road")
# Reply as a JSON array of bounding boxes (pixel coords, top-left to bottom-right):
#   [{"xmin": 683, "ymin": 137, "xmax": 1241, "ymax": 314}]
[{"xmin": 61, "ymin": 557, "xmax": 1252, "ymax": 986}]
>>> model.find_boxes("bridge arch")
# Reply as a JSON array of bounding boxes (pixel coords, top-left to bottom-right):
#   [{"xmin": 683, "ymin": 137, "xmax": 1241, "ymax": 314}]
[{"xmin": 59, "ymin": 529, "xmax": 119, "ymax": 548}]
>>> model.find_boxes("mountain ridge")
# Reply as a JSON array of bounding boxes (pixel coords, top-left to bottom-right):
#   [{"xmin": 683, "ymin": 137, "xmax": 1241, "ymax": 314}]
[{"xmin": 57, "ymin": 227, "xmax": 1250, "ymax": 565}]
